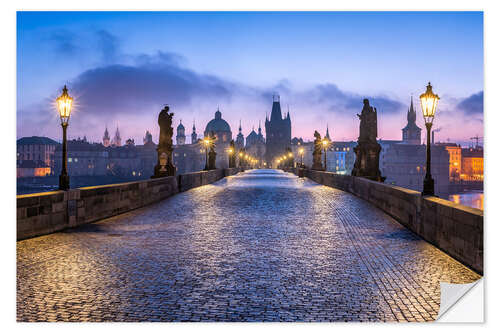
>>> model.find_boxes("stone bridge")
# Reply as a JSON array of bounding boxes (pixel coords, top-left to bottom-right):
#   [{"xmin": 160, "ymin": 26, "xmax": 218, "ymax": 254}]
[{"xmin": 16, "ymin": 169, "xmax": 482, "ymax": 322}]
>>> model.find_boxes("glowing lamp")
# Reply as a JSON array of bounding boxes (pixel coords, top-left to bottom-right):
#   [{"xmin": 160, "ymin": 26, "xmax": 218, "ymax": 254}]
[
  {"xmin": 420, "ymin": 82, "xmax": 440, "ymax": 125},
  {"xmin": 57, "ymin": 85, "xmax": 73, "ymax": 126}
]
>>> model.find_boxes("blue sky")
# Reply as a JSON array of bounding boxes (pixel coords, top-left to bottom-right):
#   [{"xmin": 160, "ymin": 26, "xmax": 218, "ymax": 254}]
[{"xmin": 17, "ymin": 11, "xmax": 483, "ymax": 145}]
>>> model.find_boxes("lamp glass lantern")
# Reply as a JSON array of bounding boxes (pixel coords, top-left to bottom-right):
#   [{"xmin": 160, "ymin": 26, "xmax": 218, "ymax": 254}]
[
  {"xmin": 419, "ymin": 82, "xmax": 439, "ymax": 125},
  {"xmin": 57, "ymin": 85, "xmax": 73, "ymax": 126}
]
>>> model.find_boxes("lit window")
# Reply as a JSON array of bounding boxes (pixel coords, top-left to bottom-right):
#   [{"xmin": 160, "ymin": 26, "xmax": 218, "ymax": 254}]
[
  {"xmin": 68, "ymin": 158, "xmax": 72, "ymax": 162},
  {"xmin": 74, "ymin": 158, "xmax": 78, "ymax": 162}
]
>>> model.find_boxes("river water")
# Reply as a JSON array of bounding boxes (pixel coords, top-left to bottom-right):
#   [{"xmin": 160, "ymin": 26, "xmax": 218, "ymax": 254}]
[{"xmin": 448, "ymin": 191, "xmax": 484, "ymax": 210}]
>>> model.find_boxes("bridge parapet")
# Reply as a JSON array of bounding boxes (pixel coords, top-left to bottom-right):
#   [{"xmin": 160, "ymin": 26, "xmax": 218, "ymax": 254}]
[
  {"xmin": 291, "ymin": 168, "xmax": 483, "ymax": 274},
  {"xmin": 17, "ymin": 168, "xmax": 245, "ymax": 241}
]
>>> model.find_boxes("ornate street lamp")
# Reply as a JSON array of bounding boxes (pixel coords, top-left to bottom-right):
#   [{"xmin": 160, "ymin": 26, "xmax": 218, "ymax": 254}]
[
  {"xmin": 56, "ymin": 85, "xmax": 73, "ymax": 190},
  {"xmin": 322, "ymin": 139, "xmax": 330, "ymax": 171},
  {"xmin": 420, "ymin": 82, "xmax": 440, "ymax": 196},
  {"xmin": 203, "ymin": 137, "xmax": 211, "ymax": 170}
]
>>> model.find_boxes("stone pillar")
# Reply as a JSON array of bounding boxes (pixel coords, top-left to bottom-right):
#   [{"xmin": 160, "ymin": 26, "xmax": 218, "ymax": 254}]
[
  {"xmin": 351, "ymin": 99, "xmax": 384, "ymax": 182},
  {"xmin": 152, "ymin": 105, "xmax": 176, "ymax": 178}
]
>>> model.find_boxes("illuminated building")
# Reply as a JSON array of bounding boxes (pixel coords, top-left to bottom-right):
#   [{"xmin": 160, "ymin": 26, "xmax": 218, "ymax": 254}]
[
  {"xmin": 16, "ymin": 136, "xmax": 59, "ymax": 177},
  {"xmin": 461, "ymin": 147, "xmax": 484, "ymax": 181}
]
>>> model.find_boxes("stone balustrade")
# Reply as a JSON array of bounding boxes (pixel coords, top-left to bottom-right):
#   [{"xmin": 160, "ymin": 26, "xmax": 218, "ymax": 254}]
[
  {"xmin": 17, "ymin": 168, "xmax": 244, "ymax": 241},
  {"xmin": 291, "ymin": 168, "xmax": 483, "ymax": 274}
]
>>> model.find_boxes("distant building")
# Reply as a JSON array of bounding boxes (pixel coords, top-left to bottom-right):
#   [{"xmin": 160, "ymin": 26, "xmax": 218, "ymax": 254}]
[
  {"xmin": 461, "ymin": 147, "xmax": 483, "ymax": 181},
  {"xmin": 329, "ymin": 141, "xmax": 357, "ymax": 174},
  {"xmin": 245, "ymin": 122, "xmax": 266, "ymax": 165},
  {"xmin": 103, "ymin": 127, "xmax": 111, "ymax": 147},
  {"xmin": 176, "ymin": 120, "xmax": 186, "ymax": 145},
  {"xmin": 191, "ymin": 121, "xmax": 198, "ymax": 144},
  {"xmin": 436, "ymin": 142, "xmax": 462, "ymax": 181},
  {"xmin": 17, "ymin": 160, "xmax": 51, "ymax": 178},
  {"xmin": 265, "ymin": 95, "xmax": 291, "ymax": 165},
  {"xmin": 173, "ymin": 142, "xmax": 206, "ymax": 174},
  {"xmin": 16, "ymin": 136, "xmax": 59, "ymax": 177},
  {"xmin": 143, "ymin": 130, "xmax": 153, "ymax": 145},
  {"xmin": 53, "ymin": 138, "xmax": 157, "ymax": 178},
  {"xmin": 125, "ymin": 138, "xmax": 135, "ymax": 147},
  {"xmin": 235, "ymin": 120, "xmax": 245, "ymax": 150},
  {"xmin": 112, "ymin": 127, "xmax": 122, "ymax": 147},
  {"xmin": 381, "ymin": 143, "xmax": 450, "ymax": 196},
  {"xmin": 401, "ymin": 97, "xmax": 422, "ymax": 145},
  {"xmin": 204, "ymin": 108, "xmax": 232, "ymax": 169},
  {"xmin": 54, "ymin": 139, "xmax": 109, "ymax": 177}
]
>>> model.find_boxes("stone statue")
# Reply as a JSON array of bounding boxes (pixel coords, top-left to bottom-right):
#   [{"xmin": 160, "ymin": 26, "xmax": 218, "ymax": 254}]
[
  {"xmin": 351, "ymin": 99, "xmax": 384, "ymax": 182},
  {"xmin": 357, "ymin": 99, "xmax": 378, "ymax": 144},
  {"xmin": 207, "ymin": 131, "xmax": 217, "ymax": 170},
  {"xmin": 229, "ymin": 139, "xmax": 236, "ymax": 168},
  {"xmin": 152, "ymin": 105, "xmax": 176, "ymax": 178},
  {"xmin": 312, "ymin": 130, "xmax": 324, "ymax": 170}
]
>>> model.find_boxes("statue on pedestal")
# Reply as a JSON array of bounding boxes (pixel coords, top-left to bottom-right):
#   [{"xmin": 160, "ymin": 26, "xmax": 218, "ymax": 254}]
[
  {"xmin": 152, "ymin": 105, "xmax": 176, "ymax": 178},
  {"xmin": 312, "ymin": 130, "xmax": 324, "ymax": 170},
  {"xmin": 207, "ymin": 131, "xmax": 217, "ymax": 170},
  {"xmin": 351, "ymin": 99, "xmax": 384, "ymax": 182},
  {"xmin": 228, "ymin": 139, "xmax": 236, "ymax": 168}
]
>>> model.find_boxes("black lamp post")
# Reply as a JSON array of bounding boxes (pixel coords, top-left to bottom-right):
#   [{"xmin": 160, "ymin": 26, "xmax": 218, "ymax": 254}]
[
  {"xmin": 420, "ymin": 82, "xmax": 440, "ymax": 196},
  {"xmin": 299, "ymin": 147, "xmax": 304, "ymax": 167},
  {"xmin": 56, "ymin": 85, "xmax": 73, "ymax": 190}
]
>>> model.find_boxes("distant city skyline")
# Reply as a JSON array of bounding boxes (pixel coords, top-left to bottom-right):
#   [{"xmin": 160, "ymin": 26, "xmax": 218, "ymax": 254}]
[{"xmin": 17, "ymin": 11, "xmax": 483, "ymax": 146}]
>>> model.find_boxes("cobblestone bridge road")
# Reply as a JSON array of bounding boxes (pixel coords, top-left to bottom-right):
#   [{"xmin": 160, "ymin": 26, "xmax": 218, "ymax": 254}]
[{"xmin": 17, "ymin": 169, "xmax": 480, "ymax": 322}]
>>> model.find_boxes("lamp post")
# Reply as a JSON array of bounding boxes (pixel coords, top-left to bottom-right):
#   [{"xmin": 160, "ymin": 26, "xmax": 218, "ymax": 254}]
[
  {"xmin": 322, "ymin": 139, "xmax": 329, "ymax": 171},
  {"xmin": 203, "ymin": 138, "xmax": 210, "ymax": 170},
  {"xmin": 420, "ymin": 82, "xmax": 440, "ymax": 196},
  {"xmin": 56, "ymin": 85, "xmax": 73, "ymax": 190},
  {"xmin": 299, "ymin": 147, "xmax": 304, "ymax": 167}
]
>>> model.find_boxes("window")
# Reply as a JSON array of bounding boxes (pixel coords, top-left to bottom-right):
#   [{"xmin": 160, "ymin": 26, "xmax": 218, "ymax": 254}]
[{"xmin": 68, "ymin": 158, "xmax": 73, "ymax": 162}]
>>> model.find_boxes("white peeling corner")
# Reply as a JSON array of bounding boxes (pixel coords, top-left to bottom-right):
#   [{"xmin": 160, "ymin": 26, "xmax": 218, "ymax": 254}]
[{"xmin": 437, "ymin": 278, "xmax": 483, "ymax": 322}]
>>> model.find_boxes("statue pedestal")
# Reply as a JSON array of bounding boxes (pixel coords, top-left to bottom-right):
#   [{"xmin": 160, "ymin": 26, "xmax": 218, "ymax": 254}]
[{"xmin": 351, "ymin": 141, "xmax": 384, "ymax": 182}]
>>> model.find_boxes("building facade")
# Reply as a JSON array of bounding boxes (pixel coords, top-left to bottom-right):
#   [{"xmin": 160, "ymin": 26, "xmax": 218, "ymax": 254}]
[
  {"xmin": 16, "ymin": 136, "xmax": 60, "ymax": 177},
  {"xmin": 461, "ymin": 147, "xmax": 483, "ymax": 181}
]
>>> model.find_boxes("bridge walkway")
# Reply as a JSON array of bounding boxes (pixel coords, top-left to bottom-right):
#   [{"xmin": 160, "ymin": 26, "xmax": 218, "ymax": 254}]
[{"xmin": 17, "ymin": 169, "xmax": 479, "ymax": 321}]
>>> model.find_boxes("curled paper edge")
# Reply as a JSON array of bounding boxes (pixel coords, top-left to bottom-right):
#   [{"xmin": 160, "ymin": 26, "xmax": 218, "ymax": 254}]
[{"xmin": 437, "ymin": 278, "xmax": 483, "ymax": 322}]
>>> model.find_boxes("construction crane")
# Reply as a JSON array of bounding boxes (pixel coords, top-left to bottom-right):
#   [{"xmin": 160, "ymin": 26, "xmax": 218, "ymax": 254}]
[{"xmin": 470, "ymin": 135, "xmax": 483, "ymax": 148}]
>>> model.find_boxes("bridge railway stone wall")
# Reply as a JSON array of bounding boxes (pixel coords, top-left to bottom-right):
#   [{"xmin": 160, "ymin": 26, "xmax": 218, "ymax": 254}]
[
  {"xmin": 292, "ymin": 168, "xmax": 483, "ymax": 274},
  {"xmin": 17, "ymin": 168, "xmax": 244, "ymax": 241}
]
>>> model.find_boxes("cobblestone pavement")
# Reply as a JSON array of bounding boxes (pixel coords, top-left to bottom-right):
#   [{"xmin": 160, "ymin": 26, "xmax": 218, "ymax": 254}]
[{"xmin": 17, "ymin": 169, "xmax": 480, "ymax": 322}]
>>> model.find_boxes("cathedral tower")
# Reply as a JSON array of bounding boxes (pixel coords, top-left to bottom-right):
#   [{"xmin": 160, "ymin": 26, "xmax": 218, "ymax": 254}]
[
  {"xmin": 176, "ymin": 120, "xmax": 186, "ymax": 145},
  {"xmin": 103, "ymin": 126, "xmax": 110, "ymax": 147},
  {"xmin": 191, "ymin": 120, "xmax": 198, "ymax": 144},
  {"xmin": 265, "ymin": 95, "xmax": 291, "ymax": 165},
  {"xmin": 402, "ymin": 96, "xmax": 422, "ymax": 145}
]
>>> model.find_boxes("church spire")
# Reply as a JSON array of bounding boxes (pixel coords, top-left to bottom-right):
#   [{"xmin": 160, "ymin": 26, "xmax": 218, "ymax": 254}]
[{"xmin": 325, "ymin": 124, "xmax": 331, "ymax": 140}]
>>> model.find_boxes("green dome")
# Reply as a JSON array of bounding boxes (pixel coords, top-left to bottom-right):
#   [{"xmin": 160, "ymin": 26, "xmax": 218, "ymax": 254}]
[{"xmin": 205, "ymin": 110, "xmax": 231, "ymax": 133}]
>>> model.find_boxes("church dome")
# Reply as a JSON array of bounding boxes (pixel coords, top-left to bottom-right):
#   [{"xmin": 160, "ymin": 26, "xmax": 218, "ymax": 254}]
[
  {"xmin": 205, "ymin": 109, "xmax": 231, "ymax": 133},
  {"xmin": 177, "ymin": 121, "xmax": 185, "ymax": 130}
]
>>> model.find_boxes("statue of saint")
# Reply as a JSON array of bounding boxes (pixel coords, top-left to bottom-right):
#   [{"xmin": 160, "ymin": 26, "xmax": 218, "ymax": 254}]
[
  {"xmin": 312, "ymin": 130, "xmax": 324, "ymax": 170},
  {"xmin": 152, "ymin": 105, "xmax": 176, "ymax": 177},
  {"xmin": 352, "ymin": 99, "xmax": 384, "ymax": 181}
]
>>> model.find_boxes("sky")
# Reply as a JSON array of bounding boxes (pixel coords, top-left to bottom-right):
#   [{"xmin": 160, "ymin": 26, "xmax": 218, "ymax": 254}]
[{"xmin": 17, "ymin": 11, "xmax": 483, "ymax": 146}]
